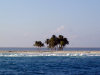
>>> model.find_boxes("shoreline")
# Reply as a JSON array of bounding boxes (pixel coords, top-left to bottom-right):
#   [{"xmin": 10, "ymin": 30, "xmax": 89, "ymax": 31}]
[{"xmin": 0, "ymin": 50, "xmax": 100, "ymax": 54}]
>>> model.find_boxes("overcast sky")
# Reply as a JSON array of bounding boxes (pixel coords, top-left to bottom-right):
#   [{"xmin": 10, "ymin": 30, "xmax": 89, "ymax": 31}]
[{"xmin": 0, "ymin": 0, "xmax": 100, "ymax": 47}]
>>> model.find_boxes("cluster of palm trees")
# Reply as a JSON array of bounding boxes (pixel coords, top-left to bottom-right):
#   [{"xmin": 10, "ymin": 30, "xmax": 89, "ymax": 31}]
[{"xmin": 34, "ymin": 35, "xmax": 69, "ymax": 50}]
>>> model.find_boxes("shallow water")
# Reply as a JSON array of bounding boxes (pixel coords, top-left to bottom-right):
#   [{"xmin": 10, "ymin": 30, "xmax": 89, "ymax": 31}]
[
  {"xmin": 0, "ymin": 47, "xmax": 100, "ymax": 51},
  {"xmin": 0, "ymin": 56, "xmax": 100, "ymax": 75}
]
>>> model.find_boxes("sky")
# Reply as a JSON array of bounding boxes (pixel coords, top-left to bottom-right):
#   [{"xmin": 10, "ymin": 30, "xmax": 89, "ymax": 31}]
[{"xmin": 0, "ymin": 0, "xmax": 100, "ymax": 47}]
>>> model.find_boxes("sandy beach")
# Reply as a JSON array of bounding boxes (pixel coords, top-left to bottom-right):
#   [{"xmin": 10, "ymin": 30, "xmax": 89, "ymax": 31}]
[{"xmin": 0, "ymin": 50, "xmax": 100, "ymax": 54}]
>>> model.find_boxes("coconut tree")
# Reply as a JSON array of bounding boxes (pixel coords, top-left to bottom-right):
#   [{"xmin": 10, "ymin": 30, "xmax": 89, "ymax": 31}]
[
  {"xmin": 45, "ymin": 35, "xmax": 58, "ymax": 50},
  {"xmin": 45, "ymin": 39, "xmax": 49, "ymax": 47},
  {"xmin": 58, "ymin": 35, "xmax": 69, "ymax": 50},
  {"xmin": 34, "ymin": 41, "xmax": 44, "ymax": 49},
  {"xmin": 45, "ymin": 35, "xmax": 69, "ymax": 50}
]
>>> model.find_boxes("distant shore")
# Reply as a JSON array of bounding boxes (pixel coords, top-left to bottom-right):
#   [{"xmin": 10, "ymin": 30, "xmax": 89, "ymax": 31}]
[{"xmin": 0, "ymin": 50, "xmax": 100, "ymax": 54}]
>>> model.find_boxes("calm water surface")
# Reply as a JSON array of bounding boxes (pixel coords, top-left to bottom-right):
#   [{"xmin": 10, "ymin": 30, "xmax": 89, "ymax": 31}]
[{"xmin": 0, "ymin": 47, "xmax": 100, "ymax": 51}]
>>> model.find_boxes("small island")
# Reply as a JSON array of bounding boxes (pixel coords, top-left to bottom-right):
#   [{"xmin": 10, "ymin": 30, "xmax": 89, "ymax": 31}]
[
  {"xmin": 0, "ymin": 35, "xmax": 100, "ymax": 55},
  {"xmin": 0, "ymin": 34, "xmax": 99, "ymax": 56}
]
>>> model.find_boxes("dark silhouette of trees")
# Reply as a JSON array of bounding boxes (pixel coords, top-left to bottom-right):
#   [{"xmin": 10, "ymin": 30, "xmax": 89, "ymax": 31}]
[
  {"xmin": 34, "ymin": 41, "xmax": 44, "ymax": 48},
  {"xmin": 58, "ymin": 35, "xmax": 69, "ymax": 50},
  {"xmin": 45, "ymin": 35, "xmax": 58, "ymax": 50},
  {"xmin": 45, "ymin": 39, "xmax": 49, "ymax": 46},
  {"xmin": 45, "ymin": 35, "xmax": 69, "ymax": 50},
  {"xmin": 34, "ymin": 35, "xmax": 69, "ymax": 50}
]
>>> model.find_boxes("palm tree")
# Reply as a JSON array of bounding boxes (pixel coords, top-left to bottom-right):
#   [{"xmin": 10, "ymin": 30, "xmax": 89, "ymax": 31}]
[
  {"xmin": 45, "ymin": 35, "xmax": 69, "ymax": 50},
  {"xmin": 58, "ymin": 35, "xmax": 69, "ymax": 50},
  {"xmin": 45, "ymin": 35, "xmax": 58, "ymax": 50},
  {"xmin": 34, "ymin": 41, "xmax": 44, "ymax": 49},
  {"xmin": 45, "ymin": 39, "xmax": 49, "ymax": 46}
]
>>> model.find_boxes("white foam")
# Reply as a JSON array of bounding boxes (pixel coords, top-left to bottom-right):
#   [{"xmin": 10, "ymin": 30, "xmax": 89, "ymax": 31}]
[{"xmin": 0, "ymin": 53, "xmax": 100, "ymax": 57}]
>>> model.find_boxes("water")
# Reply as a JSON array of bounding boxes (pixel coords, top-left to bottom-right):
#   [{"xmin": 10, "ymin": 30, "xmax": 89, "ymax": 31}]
[
  {"xmin": 0, "ymin": 47, "xmax": 100, "ymax": 75},
  {"xmin": 0, "ymin": 56, "xmax": 100, "ymax": 75},
  {"xmin": 0, "ymin": 47, "xmax": 100, "ymax": 51}
]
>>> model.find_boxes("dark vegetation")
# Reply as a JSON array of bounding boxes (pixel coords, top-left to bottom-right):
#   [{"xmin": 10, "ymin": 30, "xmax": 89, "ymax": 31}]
[
  {"xmin": 34, "ymin": 41, "xmax": 44, "ymax": 48},
  {"xmin": 34, "ymin": 35, "xmax": 69, "ymax": 50}
]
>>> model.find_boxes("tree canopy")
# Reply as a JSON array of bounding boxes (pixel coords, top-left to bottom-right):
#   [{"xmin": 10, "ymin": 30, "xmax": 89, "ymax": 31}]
[
  {"xmin": 34, "ymin": 41, "xmax": 44, "ymax": 48},
  {"xmin": 34, "ymin": 35, "xmax": 69, "ymax": 50},
  {"xmin": 45, "ymin": 35, "xmax": 69, "ymax": 50}
]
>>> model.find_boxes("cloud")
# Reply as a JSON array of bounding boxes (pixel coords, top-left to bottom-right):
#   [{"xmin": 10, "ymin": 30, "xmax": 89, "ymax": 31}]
[{"xmin": 55, "ymin": 25, "xmax": 64, "ymax": 33}]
